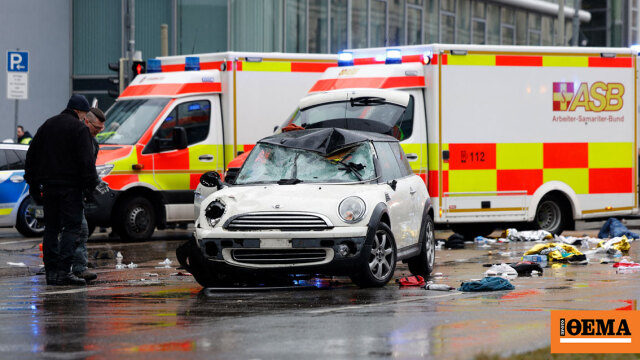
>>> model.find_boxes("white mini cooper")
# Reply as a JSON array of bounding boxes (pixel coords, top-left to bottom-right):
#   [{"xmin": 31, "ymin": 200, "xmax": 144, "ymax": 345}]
[{"xmin": 178, "ymin": 128, "xmax": 435, "ymax": 288}]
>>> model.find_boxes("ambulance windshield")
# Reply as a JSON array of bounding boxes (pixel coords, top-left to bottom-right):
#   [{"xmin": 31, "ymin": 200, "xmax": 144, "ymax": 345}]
[
  {"xmin": 280, "ymin": 96, "xmax": 413, "ymax": 141},
  {"xmin": 97, "ymin": 98, "xmax": 170, "ymax": 145}
]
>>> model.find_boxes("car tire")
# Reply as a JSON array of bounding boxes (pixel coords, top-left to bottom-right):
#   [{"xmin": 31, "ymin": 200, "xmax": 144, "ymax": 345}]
[
  {"xmin": 535, "ymin": 194, "xmax": 573, "ymax": 235},
  {"xmin": 176, "ymin": 238, "xmax": 229, "ymax": 287},
  {"xmin": 408, "ymin": 214, "xmax": 436, "ymax": 277},
  {"xmin": 113, "ymin": 196, "xmax": 156, "ymax": 242},
  {"xmin": 16, "ymin": 196, "xmax": 44, "ymax": 237},
  {"xmin": 350, "ymin": 222, "xmax": 397, "ymax": 288}
]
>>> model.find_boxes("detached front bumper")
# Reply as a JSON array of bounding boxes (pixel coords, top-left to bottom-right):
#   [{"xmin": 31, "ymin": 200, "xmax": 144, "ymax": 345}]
[{"xmin": 195, "ymin": 226, "xmax": 369, "ymax": 275}]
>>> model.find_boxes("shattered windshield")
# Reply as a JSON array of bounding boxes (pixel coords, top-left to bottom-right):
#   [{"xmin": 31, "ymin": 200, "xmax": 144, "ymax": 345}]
[
  {"xmin": 280, "ymin": 96, "xmax": 413, "ymax": 140},
  {"xmin": 97, "ymin": 98, "xmax": 170, "ymax": 145},
  {"xmin": 235, "ymin": 142, "xmax": 377, "ymax": 185}
]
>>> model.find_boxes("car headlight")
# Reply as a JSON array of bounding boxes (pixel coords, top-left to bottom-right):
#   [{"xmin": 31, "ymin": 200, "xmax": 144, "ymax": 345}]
[
  {"xmin": 338, "ymin": 196, "xmax": 366, "ymax": 224},
  {"xmin": 205, "ymin": 200, "xmax": 226, "ymax": 227},
  {"xmin": 96, "ymin": 164, "xmax": 114, "ymax": 178}
]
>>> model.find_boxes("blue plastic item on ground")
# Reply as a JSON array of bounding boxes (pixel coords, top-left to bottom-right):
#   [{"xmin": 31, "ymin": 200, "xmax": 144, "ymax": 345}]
[
  {"xmin": 597, "ymin": 218, "xmax": 640, "ymax": 239},
  {"xmin": 457, "ymin": 276, "xmax": 515, "ymax": 292},
  {"xmin": 522, "ymin": 254, "xmax": 548, "ymax": 267}
]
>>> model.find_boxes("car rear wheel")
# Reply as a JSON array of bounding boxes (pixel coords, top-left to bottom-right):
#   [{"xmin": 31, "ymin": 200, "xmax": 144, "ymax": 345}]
[
  {"xmin": 350, "ymin": 222, "xmax": 396, "ymax": 288},
  {"xmin": 408, "ymin": 214, "xmax": 435, "ymax": 277},
  {"xmin": 113, "ymin": 196, "xmax": 156, "ymax": 241},
  {"xmin": 16, "ymin": 196, "xmax": 44, "ymax": 237}
]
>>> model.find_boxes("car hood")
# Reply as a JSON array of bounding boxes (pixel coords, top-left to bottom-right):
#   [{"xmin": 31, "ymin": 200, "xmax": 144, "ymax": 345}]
[{"xmin": 199, "ymin": 183, "xmax": 387, "ymax": 227}]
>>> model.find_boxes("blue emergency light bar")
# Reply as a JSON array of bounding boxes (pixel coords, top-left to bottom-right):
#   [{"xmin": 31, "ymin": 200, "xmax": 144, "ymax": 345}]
[
  {"xmin": 147, "ymin": 59, "xmax": 162, "ymax": 73},
  {"xmin": 385, "ymin": 49, "xmax": 402, "ymax": 64},
  {"xmin": 185, "ymin": 56, "xmax": 200, "ymax": 71},
  {"xmin": 337, "ymin": 51, "xmax": 354, "ymax": 67}
]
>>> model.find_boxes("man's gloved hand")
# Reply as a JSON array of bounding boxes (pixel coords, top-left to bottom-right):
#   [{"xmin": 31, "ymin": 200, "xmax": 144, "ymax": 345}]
[
  {"xmin": 29, "ymin": 185, "xmax": 43, "ymax": 205},
  {"xmin": 95, "ymin": 181, "xmax": 110, "ymax": 195}
]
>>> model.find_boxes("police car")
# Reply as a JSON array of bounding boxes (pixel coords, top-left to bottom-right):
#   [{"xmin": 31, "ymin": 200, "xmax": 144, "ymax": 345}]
[{"xmin": 0, "ymin": 144, "xmax": 43, "ymax": 237}]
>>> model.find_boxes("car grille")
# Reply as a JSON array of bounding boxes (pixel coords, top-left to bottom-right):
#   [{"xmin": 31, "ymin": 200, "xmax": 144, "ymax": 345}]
[
  {"xmin": 225, "ymin": 212, "xmax": 332, "ymax": 231},
  {"xmin": 231, "ymin": 248, "xmax": 328, "ymax": 265}
]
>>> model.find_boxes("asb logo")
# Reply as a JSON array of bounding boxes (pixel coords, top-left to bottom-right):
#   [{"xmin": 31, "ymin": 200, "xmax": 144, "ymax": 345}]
[
  {"xmin": 552, "ymin": 82, "xmax": 624, "ymax": 112},
  {"xmin": 551, "ymin": 310, "xmax": 640, "ymax": 353}
]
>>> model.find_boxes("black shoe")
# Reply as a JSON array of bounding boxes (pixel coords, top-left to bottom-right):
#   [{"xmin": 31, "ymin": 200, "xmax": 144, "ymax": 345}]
[
  {"xmin": 45, "ymin": 271, "xmax": 57, "ymax": 285},
  {"xmin": 55, "ymin": 271, "xmax": 87, "ymax": 286},
  {"xmin": 73, "ymin": 270, "xmax": 97, "ymax": 282}
]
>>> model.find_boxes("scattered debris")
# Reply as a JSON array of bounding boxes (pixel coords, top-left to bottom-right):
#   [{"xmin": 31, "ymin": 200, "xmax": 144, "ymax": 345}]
[
  {"xmin": 445, "ymin": 233, "xmax": 465, "ymax": 249},
  {"xmin": 458, "ymin": 277, "xmax": 515, "ymax": 292},
  {"xmin": 598, "ymin": 217, "xmax": 640, "ymax": 239},
  {"xmin": 484, "ymin": 263, "xmax": 518, "ymax": 280},
  {"xmin": 7, "ymin": 262, "xmax": 26, "ymax": 267},
  {"xmin": 156, "ymin": 258, "xmax": 173, "ymax": 269},
  {"xmin": 143, "ymin": 272, "xmax": 159, "ymax": 277},
  {"xmin": 510, "ymin": 261, "xmax": 544, "ymax": 276},
  {"xmin": 522, "ymin": 254, "xmax": 548, "ymax": 267},
  {"xmin": 523, "ymin": 243, "xmax": 587, "ymax": 264},
  {"xmin": 170, "ymin": 272, "xmax": 192, "ymax": 276},
  {"xmin": 127, "ymin": 262, "xmax": 137, "ymax": 269},
  {"xmin": 396, "ymin": 275, "xmax": 425, "ymax": 287},
  {"xmin": 424, "ymin": 283, "xmax": 454, "ymax": 291},
  {"xmin": 502, "ymin": 229, "xmax": 553, "ymax": 242}
]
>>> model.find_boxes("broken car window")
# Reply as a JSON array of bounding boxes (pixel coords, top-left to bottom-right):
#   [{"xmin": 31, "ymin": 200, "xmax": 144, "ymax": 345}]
[{"xmin": 235, "ymin": 142, "xmax": 376, "ymax": 185}]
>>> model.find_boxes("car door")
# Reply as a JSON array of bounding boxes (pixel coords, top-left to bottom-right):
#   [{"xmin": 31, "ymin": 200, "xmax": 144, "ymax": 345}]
[
  {"xmin": 374, "ymin": 141, "xmax": 415, "ymax": 249},
  {"xmin": 0, "ymin": 149, "xmax": 27, "ymax": 226},
  {"xmin": 145, "ymin": 98, "xmax": 218, "ymax": 195},
  {"xmin": 390, "ymin": 142, "xmax": 425, "ymax": 240}
]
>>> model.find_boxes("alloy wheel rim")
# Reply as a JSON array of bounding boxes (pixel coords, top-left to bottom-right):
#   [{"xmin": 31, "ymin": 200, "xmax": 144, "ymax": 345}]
[
  {"xmin": 425, "ymin": 221, "xmax": 435, "ymax": 269},
  {"xmin": 369, "ymin": 229, "xmax": 394, "ymax": 280}
]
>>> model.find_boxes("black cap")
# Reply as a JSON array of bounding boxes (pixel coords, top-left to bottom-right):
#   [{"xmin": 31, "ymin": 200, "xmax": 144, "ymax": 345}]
[{"xmin": 66, "ymin": 95, "xmax": 90, "ymax": 112}]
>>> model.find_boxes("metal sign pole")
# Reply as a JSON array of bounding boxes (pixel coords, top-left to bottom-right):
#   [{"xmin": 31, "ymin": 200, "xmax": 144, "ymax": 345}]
[{"xmin": 13, "ymin": 100, "xmax": 18, "ymax": 143}]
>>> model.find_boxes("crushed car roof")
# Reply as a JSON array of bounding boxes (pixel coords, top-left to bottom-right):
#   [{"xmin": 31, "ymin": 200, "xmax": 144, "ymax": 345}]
[{"xmin": 259, "ymin": 128, "xmax": 397, "ymax": 156}]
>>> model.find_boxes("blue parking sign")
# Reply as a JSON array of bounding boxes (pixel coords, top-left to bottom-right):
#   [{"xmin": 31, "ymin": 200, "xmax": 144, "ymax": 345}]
[{"xmin": 7, "ymin": 51, "xmax": 28, "ymax": 72}]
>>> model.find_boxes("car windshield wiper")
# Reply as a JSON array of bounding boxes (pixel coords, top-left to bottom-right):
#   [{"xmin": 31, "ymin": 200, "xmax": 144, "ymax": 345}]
[
  {"xmin": 337, "ymin": 160, "xmax": 365, "ymax": 181},
  {"xmin": 350, "ymin": 96, "xmax": 386, "ymax": 106},
  {"xmin": 277, "ymin": 178, "xmax": 303, "ymax": 185}
]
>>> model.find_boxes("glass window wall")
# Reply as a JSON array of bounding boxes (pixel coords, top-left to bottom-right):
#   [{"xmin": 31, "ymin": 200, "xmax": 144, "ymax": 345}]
[{"xmin": 309, "ymin": 0, "xmax": 329, "ymax": 53}]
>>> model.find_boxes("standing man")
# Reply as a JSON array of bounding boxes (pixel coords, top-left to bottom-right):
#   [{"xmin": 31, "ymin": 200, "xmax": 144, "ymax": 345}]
[
  {"xmin": 73, "ymin": 107, "xmax": 106, "ymax": 282},
  {"xmin": 25, "ymin": 95, "xmax": 101, "ymax": 286},
  {"xmin": 16, "ymin": 125, "xmax": 32, "ymax": 144}
]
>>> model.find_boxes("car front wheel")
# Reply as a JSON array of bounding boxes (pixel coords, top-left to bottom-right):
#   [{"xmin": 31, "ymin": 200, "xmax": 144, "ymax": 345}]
[
  {"xmin": 16, "ymin": 196, "xmax": 44, "ymax": 237},
  {"xmin": 408, "ymin": 214, "xmax": 435, "ymax": 277},
  {"xmin": 350, "ymin": 222, "xmax": 396, "ymax": 288}
]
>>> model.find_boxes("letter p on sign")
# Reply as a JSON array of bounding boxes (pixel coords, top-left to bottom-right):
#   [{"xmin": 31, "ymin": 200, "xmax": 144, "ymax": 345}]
[{"xmin": 7, "ymin": 51, "xmax": 28, "ymax": 72}]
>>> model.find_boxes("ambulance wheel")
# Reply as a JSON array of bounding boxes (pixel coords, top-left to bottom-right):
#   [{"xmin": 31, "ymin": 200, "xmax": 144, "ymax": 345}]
[
  {"xmin": 114, "ymin": 196, "xmax": 156, "ymax": 241},
  {"xmin": 350, "ymin": 222, "xmax": 396, "ymax": 288},
  {"xmin": 535, "ymin": 194, "xmax": 573, "ymax": 235},
  {"xmin": 16, "ymin": 196, "xmax": 44, "ymax": 237},
  {"xmin": 408, "ymin": 214, "xmax": 436, "ymax": 277}
]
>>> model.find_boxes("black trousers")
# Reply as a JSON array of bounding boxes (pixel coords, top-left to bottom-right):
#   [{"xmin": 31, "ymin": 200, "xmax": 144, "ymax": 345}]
[{"xmin": 42, "ymin": 186, "xmax": 84, "ymax": 273}]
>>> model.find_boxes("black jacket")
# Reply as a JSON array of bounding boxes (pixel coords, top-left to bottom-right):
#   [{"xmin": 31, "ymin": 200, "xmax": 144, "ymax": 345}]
[{"xmin": 25, "ymin": 109, "xmax": 100, "ymax": 190}]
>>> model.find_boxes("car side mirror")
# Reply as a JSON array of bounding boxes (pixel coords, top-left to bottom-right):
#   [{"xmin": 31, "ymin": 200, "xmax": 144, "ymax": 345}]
[
  {"xmin": 388, "ymin": 179, "xmax": 397, "ymax": 191},
  {"xmin": 173, "ymin": 127, "xmax": 188, "ymax": 150},
  {"xmin": 200, "ymin": 171, "xmax": 224, "ymax": 190}
]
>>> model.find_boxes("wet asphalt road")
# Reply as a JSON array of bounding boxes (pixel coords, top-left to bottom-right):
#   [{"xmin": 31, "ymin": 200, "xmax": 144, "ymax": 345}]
[{"xmin": 0, "ymin": 222, "xmax": 639, "ymax": 359}]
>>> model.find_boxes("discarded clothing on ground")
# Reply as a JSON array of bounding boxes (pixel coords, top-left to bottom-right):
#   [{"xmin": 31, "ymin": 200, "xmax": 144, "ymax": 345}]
[
  {"xmin": 597, "ymin": 236, "xmax": 632, "ymax": 253},
  {"xmin": 445, "ymin": 233, "xmax": 465, "ymax": 249},
  {"xmin": 458, "ymin": 277, "xmax": 515, "ymax": 292},
  {"xmin": 598, "ymin": 218, "xmax": 640, "ymax": 239},
  {"xmin": 509, "ymin": 261, "xmax": 544, "ymax": 276},
  {"xmin": 484, "ymin": 263, "xmax": 518, "ymax": 280},
  {"xmin": 396, "ymin": 275, "xmax": 425, "ymax": 286},
  {"xmin": 502, "ymin": 229, "xmax": 553, "ymax": 242},
  {"xmin": 523, "ymin": 243, "xmax": 587, "ymax": 263}
]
